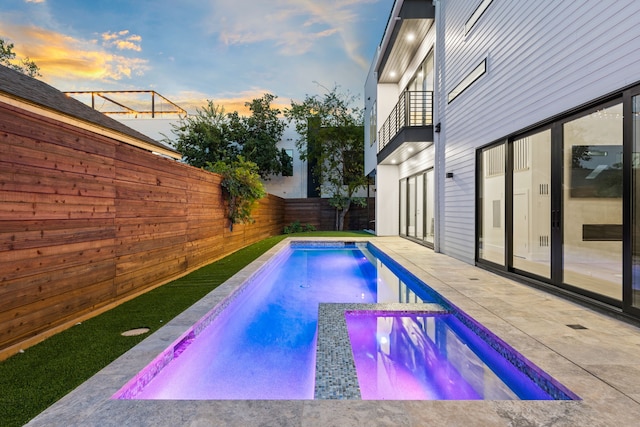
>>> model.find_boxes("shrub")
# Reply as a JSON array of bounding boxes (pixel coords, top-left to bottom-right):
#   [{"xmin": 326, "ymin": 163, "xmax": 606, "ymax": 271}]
[
  {"xmin": 207, "ymin": 156, "xmax": 265, "ymax": 231},
  {"xmin": 283, "ymin": 221, "xmax": 316, "ymax": 234}
]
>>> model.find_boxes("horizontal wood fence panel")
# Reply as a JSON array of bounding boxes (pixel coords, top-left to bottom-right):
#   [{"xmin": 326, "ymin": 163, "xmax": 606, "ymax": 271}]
[
  {"xmin": 0, "ymin": 260, "xmax": 116, "ymax": 315},
  {"xmin": 0, "ymin": 104, "xmax": 118, "ymax": 158},
  {"xmin": 283, "ymin": 198, "xmax": 375, "ymax": 231},
  {"xmin": 0, "ymin": 103, "xmax": 285, "ymax": 359},
  {"xmin": 3, "ymin": 136, "xmax": 116, "ymax": 178},
  {"xmin": 0, "ymin": 277, "xmax": 116, "ymax": 349}
]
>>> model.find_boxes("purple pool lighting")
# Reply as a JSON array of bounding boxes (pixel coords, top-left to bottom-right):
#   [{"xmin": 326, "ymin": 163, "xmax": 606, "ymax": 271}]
[
  {"xmin": 113, "ymin": 242, "xmax": 579, "ymax": 401},
  {"xmin": 345, "ymin": 311, "xmax": 570, "ymax": 400},
  {"xmin": 115, "ymin": 244, "xmax": 430, "ymax": 400}
]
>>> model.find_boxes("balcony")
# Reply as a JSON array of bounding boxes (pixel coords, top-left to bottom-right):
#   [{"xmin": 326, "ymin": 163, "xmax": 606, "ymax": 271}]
[{"xmin": 377, "ymin": 91, "xmax": 434, "ymax": 164}]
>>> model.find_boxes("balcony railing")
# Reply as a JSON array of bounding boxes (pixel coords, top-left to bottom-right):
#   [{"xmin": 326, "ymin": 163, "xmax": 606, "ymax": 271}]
[{"xmin": 378, "ymin": 91, "xmax": 433, "ymax": 153}]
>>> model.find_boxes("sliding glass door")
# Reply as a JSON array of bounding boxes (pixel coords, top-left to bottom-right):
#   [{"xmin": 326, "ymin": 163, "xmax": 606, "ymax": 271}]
[
  {"xmin": 477, "ymin": 99, "xmax": 628, "ymax": 309},
  {"xmin": 632, "ymin": 95, "xmax": 640, "ymax": 308},
  {"xmin": 562, "ymin": 103, "xmax": 623, "ymax": 301},
  {"xmin": 511, "ymin": 130, "xmax": 551, "ymax": 279},
  {"xmin": 478, "ymin": 144, "xmax": 505, "ymax": 266},
  {"xmin": 425, "ymin": 169, "xmax": 435, "ymax": 245},
  {"xmin": 400, "ymin": 170, "xmax": 435, "ymax": 247}
]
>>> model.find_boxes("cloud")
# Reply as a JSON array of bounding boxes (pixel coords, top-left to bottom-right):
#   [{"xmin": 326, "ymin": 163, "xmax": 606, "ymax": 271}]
[
  {"xmin": 25, "ymin": 0, "xmax": 46, "ymax": 3},
  {"xmin": 101, "ymin": 30, "xmax": 142, "ymax": 51},
  {"xmin": 174, "ymin": 88, "xmax": 290, "ymax": 116},
  {"xmin": 209, "ymin": 0, "xmax": 377, "ymax": 67},
  {"xmin": 1, "ymin": 23, "xmax": 149, "ymax": 83}
]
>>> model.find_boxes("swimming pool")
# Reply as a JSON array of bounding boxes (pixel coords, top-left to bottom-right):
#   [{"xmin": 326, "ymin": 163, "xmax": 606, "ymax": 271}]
[{"xmin": 113, "ymin": 241, "xmax": 579, "ymax": 401}]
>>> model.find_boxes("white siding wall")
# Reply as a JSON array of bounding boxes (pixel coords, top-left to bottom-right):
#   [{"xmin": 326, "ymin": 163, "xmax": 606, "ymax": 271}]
[
  {"xmin": 438, "ymin": 0, "xmax": 640, "ymax": 263},
  {"xmin": 375, "ymin": 165, "xmax": 400, "ymax": 235},
  {"xmin": 364, "ymin": 60, "xmax": 379, "ymax": 176},
  {"xmin": 262, "ymin": 124, "xmax": 307, "ymax": 198},
  {"xmin": 377, "ymin": 83, "xmax": 401, "ymax": 132}
]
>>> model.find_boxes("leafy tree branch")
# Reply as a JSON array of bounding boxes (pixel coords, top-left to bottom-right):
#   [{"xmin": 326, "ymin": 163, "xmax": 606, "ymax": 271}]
[
  {"xmin": 285, "ymin": 85, "xmax": 368, "ymax": 230},
  {"xmin": 0, "ymin": 38, "xmax": 41, "ymax": 77},
  {"xmin": 207, "ymin": 156, "xmax": 266, "ymax": 231}
]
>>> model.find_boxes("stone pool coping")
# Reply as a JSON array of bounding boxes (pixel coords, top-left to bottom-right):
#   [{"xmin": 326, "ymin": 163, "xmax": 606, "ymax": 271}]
[{"xmin": 24, "ymin": 237, "xmax": 640, "ymax": 426}]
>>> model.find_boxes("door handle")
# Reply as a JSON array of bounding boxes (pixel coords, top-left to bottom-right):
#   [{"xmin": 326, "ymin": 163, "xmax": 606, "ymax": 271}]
[{"xmin": 552, "ymin": 210, "xmax": 560, "ymax": 229}]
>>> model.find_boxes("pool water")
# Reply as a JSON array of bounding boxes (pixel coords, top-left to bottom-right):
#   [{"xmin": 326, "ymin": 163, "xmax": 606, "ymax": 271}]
[
  {"xmin": 114, "ymin": 242, "xmax": 578, "ymax": 401},
  {"xmin": 128, "ymin": 245, "xmax": 430, "ymax": 399},
  {"xmin": 346, "ymin": 312, "xmax": 553, "ymax": 400}
]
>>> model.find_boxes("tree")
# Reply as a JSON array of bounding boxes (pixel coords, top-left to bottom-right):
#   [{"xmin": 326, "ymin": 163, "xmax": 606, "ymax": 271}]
[
  {"xmin": 285, "ymin": 85, "xmax": 369, "ymax": 230},
  {"xmin": 228, "ymin": 93, "xmax": 290, "ymax": 179},
  {"xmin": 207, "ymin": 156, "xmax": 266, "ymax": 231},
  {"xmin": 0, "ymin": 38, "xmax": 41, "ymax": 77},
  {"xmin": 167, "ymin": 101, "xmax": 239, "ymax": 168},
  {"xmin": 168, "ymin": 94, "xmax": 292, "ymax": 179}
]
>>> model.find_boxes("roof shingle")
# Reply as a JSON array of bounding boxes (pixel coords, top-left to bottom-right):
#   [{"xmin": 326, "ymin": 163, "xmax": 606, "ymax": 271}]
[{"xmin": 0, "ymin": 64, "xmax": 179, "ymax": 155}]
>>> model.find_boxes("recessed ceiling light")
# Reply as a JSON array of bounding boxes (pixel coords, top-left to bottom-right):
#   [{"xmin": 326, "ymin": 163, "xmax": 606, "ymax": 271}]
[
  {"xmin": 389, "ymin": 71, "xmax": 397, "ymax": 78},
  {"xmin": 408, "ymin": 147, "xmax": 414, "ymax": 153},
  {"xmin": 406, "ymin": 33, "xmax": 415, "ymax": 42},
  {"xmin": 391, "ymin": 159, "xmax": 396, "ymax": 164}
]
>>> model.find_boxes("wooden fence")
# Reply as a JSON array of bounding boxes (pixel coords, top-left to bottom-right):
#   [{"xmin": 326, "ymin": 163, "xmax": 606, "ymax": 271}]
[
  {"xmin": 284, "ymin": 197, "xmax": 375, "ymax": 231},
  {"xmin": 0, "ymin": 101, "xmax": 284, "ymax": 359}
]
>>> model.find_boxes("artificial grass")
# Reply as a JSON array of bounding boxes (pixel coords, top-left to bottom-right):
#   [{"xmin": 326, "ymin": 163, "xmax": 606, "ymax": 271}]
[{"xmin": 0, "ymin": 231, "xmax": 370, "ymax": 427}]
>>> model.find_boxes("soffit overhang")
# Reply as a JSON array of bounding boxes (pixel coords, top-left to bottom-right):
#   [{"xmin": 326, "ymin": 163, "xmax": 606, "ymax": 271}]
[{"xmin": 376, "ymin": 0, "xmax": 435, "ymax": 84}]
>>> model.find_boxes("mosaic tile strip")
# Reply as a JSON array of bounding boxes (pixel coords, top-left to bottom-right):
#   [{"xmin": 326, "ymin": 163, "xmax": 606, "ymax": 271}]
[
  {"xmin": 314, "ymin": 303, "xmax": 447, "ymax": 400},
  {"xmin": 451, "ymin": 310, "xmax": 580, "ymax": 400},
  {"xmin": 289, "ymin": 241, "xmax": 361, "ymax": 248}
]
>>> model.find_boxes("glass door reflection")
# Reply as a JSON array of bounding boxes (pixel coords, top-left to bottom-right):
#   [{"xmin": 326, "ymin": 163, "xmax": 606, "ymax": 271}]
[{"xmin": 562, "ymin": 103, "xmax": 623, "ymax": 301}]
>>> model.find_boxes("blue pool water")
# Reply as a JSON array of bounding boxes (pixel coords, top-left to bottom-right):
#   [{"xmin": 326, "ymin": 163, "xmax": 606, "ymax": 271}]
[
  {"xmin": 346, "ymin": 312, "xmax": 554, "ymax": 400},
  {"xmin": 114, "ymin": 242, "xmax": 579, "ymax": 401}
]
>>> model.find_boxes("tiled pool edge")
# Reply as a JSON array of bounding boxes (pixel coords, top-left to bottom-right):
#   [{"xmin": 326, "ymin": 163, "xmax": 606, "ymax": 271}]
[{"xmin": 315, "ymin": 303, "xmax": 447, "ymax": 399}]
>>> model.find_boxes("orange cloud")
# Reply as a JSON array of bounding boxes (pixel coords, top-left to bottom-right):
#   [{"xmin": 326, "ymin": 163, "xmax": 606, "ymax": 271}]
[
  {"xmin": 1, "ymin": 23, "xmax": 148, "ymax": 83},
  {"xmin": 174, "ymin": 89, "xmax": 290, "ymax": 117},
  {"xmin": 101, "ymin": 30, "xmax": 142, "ymax": 51}
]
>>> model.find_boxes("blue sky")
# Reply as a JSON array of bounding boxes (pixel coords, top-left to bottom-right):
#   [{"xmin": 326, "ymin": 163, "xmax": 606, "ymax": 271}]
[{"xmin": 1, "ymin": 0, "xmax": 393, "ymax": 114}]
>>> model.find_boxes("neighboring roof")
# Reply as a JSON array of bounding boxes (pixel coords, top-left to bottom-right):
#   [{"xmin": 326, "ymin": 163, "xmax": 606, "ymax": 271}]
[{"xmin": 0, "ymin": 64, "xmax": 181, "ymax": 159}]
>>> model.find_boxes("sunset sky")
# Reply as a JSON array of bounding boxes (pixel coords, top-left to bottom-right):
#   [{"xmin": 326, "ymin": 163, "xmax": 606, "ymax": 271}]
[{"xmin": 1, "ymin": 0, "xmax": 393, "ymax": 114}]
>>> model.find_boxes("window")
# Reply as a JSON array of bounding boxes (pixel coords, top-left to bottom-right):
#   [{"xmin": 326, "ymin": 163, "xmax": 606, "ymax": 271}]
[
  {"xmin": 281, "ymin": 149, "xmax": 293, "ymax": 176},
  {"xmin": 465, "ymin": 0, "xmax": 493, "ymax": 35},
  {"xmin": 369, "ymin": 101, "xmax": 377, "ymax": 147},
  {"xmin": 448, "ymin": 59, "xmax": 486, "ymax": 103}
]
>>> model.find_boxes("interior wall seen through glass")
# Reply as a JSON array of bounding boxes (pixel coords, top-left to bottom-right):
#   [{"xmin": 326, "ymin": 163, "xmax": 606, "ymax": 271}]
[
  {"xmin": 512, "ymin": 130, "xmax": 551, "ymax": 279},
  {"xmin": 400, "ymin": 179, "xmax": 407, "ymax": 235},
  {"xmin": 416, "ymin": 174, "xmax": 424, "ymax": 239},
  {"xmin": 425, "ymin": 169, "xmax": 435, "ymax": 244},
  {"xmin": 408, "ymin": 177, "xmax": 416, "ymax": 237},
  {"xmin": 563, "ymin": 103, "xmax": 623, "ymax": 301},
  {"xmin": 479, "ymin": 144, "xmax": 505, "ymax": 266}
]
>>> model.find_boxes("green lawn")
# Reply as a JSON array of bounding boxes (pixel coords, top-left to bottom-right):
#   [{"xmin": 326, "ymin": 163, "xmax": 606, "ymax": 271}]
[{"xmin": 0, "ymin": 231, "xmax": 370, "ymax": 427}]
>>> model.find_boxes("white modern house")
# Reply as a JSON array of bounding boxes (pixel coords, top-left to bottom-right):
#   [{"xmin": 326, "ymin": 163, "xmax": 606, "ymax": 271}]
[{"xmin": 365, "ymin": 0, "xmax": 640, "ymax": 320}]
